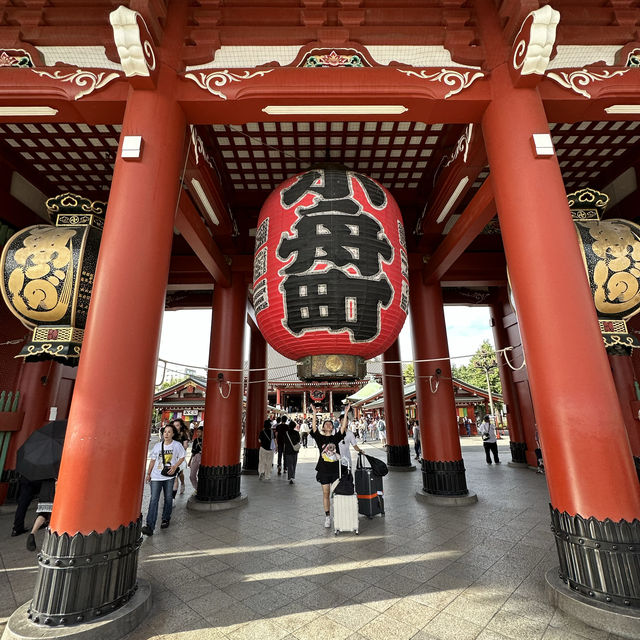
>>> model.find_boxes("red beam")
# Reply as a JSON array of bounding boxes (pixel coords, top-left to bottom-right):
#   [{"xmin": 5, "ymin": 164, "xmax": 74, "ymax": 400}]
[
  {"xmin": 423, "ymin": 176, "xmax": 495, "ymax": 284},
  {"xmin": 174, "ymin": 191, "xmax": 231, "ymax": 287},
  {"xmin": 417, "ymin": 124, "xmax": 487, "ymax": 240}
]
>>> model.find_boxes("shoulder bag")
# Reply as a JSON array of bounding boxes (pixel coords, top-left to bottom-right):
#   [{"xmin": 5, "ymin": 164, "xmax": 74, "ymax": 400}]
[
  {"xmin": 160, "ymin": 442, "xmax": 179, "ymax": 476},
  {"xmin": 286, "ymin": 431, "xmax": 301, "ymax": 452}
]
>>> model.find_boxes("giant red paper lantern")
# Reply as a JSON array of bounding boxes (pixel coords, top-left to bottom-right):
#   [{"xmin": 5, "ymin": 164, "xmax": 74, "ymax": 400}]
[{"xmin": 253, "ymin": 166, "xmax": 409, "ymax": 380}]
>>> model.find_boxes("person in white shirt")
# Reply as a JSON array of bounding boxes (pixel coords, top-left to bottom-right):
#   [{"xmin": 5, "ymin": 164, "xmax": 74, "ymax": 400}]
[
  {"xmin": 142, "ymin": 425, "xmax": 185, "ymax": 535},
  {"xmin": 338, "ymin": 428, "xmax": 364, "ymax": 471},
  {"xmin": 377, "ymin": 417, "xmax": 387, "ymax": 446},
  {"xmin": 478, "ymin": 415, "xmax": 500, "ymax": 464}
]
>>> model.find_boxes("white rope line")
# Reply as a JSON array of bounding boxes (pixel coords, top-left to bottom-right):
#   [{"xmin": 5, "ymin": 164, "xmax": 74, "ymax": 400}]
[{"xmin": 156, "ymin": 344, "xmax": 524, "ymax": 376}]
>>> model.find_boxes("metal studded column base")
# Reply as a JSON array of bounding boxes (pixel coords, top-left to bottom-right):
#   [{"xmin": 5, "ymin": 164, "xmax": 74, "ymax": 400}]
[
  {"xmin": 550, "ymin": 506, "xmax": 640, "ymax": 609},
  {"xmin": 509, "ymin": 441, "xmax": 528, "ymax": 464},
  {"xmin": 421, "ymin": 459, "xmax": 469, "ymax": 495},
  {"xmin": 416, "ymin": 459, "xmax": 477, "ymax": 505},
  {"xmin": 195, "ymin": 463, "xmax": 242, "ymax": 502},
  {"xmin": 28, "ymin": 518, "xmax": 142, "ymax": 626},
  {"xmin": 242, "ymin": 448, "xmax": 259, "ymax": 474},
  {"xmin": 386, "ymin": 444, "xmax": 415, "ymax": 470}
]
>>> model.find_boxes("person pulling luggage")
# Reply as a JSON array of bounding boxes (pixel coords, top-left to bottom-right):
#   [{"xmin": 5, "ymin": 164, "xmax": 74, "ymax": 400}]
[{"xmin": 310, "ymin": 403, "xmax": 349, "ymax": 528}]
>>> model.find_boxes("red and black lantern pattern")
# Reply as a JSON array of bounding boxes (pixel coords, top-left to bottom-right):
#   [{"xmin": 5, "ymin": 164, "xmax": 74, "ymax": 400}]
[{"xmin": 253, "ymin": 166, "xmax": 408, "ymax": 363}]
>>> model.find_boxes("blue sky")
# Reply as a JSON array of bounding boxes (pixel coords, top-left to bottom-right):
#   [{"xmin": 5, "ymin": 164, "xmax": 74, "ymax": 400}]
[{"xmin": 158, "ymin": 306, "xmax": 495, "ymax": 376}]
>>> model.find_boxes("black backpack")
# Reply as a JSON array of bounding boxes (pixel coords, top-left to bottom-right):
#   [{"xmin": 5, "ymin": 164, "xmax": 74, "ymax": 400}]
[{"xmin": 364, "ymin": 454, "xmax": 389, "ymax": 477}]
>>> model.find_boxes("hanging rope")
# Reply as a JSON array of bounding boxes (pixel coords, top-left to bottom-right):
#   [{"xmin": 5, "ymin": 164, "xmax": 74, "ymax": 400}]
[{"xmin": 500, "ymin": 346, "xmax": 527, "ymax": 371}]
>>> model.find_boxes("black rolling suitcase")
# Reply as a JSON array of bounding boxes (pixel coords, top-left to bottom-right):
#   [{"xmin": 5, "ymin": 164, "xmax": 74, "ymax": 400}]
[{"xmin": 355, "ymin": 453, "xmax": 385, "ymax": 518}]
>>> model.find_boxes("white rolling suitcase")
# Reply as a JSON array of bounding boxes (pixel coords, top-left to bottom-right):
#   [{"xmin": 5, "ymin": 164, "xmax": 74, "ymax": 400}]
[{"xmin": 330, "ymin": 465, "xmax": 359, "ymax": 535}]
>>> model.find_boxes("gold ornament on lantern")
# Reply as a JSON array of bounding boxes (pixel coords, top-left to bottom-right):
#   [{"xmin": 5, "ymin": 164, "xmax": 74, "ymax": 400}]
[
  {"xmin": 570, "ymin": 188, "xmax": 640, "ymax": 353},
  {"xmin": 0, "ymin": 193, "xmax": 106, "ymax": 363}
]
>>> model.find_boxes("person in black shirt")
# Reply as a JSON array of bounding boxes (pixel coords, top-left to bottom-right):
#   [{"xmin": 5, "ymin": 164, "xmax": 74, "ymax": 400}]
[
  {"xmin": 310, "ymin": 403, "xmax": 350, "ymax": 528},
  {"xmin": 275, "ymin": 414, "xmax": 289, "ymax": 476},
  {"xmin": 283, "ymin": 420, "xmax": 301, "ymax": 484}
]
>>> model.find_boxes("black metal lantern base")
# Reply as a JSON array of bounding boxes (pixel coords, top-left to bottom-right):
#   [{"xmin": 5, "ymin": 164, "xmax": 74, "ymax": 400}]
[
  {"xmin": 242, "ymin": 448, "xmax": 259, "ymax": 474},
  {"xmin": 28, "ymin": 518, "xmax": 142, "ymax": 627},
  {"xmin": 510, "ymin": 440, "xmax": 528, "ymax": 464},
  {"xmin": 196, "ymin": 463, "xmax": 242, "ymax": 501},
  {"xmin": 550, "ymin": 506, "xmax": 640, "ymax": 608},
  {"xmin": 421, "ymin": 459, "xmax": 469, "ymax": 496}
]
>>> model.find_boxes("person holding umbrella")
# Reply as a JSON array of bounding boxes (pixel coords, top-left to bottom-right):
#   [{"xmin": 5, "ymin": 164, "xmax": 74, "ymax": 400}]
[{"xmin": 15, "ymin": 420, "xmax": 67, "ymax": 551}]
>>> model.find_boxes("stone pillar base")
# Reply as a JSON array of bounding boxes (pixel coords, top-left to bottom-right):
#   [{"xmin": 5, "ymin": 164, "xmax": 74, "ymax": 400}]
[
  {"xmin": 388, "ymin": 464, "xmax": 416, "ymax": 472},
  {"xmin": 2, "ymin": 580, "xmax": 151, "ymax": 640},
  {"xmin": 415, "ymin": 490, "xmax": 478, "ymax": 506},
  {"xmin": 187, "ymin": 493, "xmax": 248, "ymax": 512},
  {"xmin": 545, "ymin": 568, "xmax": 640, "ymax": 640},
  {"xmin": 508, "ymin": 461, "xmax": 529, "ymax": 469}
]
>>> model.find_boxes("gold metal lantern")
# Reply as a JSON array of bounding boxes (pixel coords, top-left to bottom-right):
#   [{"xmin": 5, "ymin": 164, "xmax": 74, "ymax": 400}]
[{"xmin": 0, "ymin": 193, "xmax": 106, "ymax": 363}]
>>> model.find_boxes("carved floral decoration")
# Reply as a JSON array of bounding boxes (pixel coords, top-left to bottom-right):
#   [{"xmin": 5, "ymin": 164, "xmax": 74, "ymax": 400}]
[
  {"xmin": 184, "ymin": 69, "xmax": 274, "ymax": 99},
  {"xmin": 30, "ymin": 68, "xmax": 121, "ymax": 100},
  {"xmin": 546, "ymin": 68, "xmax": 629, "ymax": 98},
  {"xmin": 0, "ymin": 49, "xmax": 34, "ymax": 68},
  {"xmin": 396, "ymin": 68, "xmax": 484, "ymax": 99}
]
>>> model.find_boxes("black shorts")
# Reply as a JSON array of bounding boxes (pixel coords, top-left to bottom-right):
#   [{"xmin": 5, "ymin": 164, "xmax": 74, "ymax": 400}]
[{"xmin": 316, "ymin": 465, "xmax": 348, "ymax": 485}]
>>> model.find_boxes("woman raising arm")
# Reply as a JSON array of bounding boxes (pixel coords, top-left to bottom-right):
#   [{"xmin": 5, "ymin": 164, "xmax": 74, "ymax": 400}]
[{"xmin": 310, "ymin": 404, "xmax": 350, "ymax": 528}]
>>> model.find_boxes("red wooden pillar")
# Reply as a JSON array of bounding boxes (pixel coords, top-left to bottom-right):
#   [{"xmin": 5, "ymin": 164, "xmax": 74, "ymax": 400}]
[
  {"xmin": 196, "ymin": 274, "xmax": 247, "ymax": 502},
  {"xmin": 482, "ymin": 63, "xmax": 640, "ymax": 607},
  {"xmin": 608, "ymin": 354, "xmax": 640, "ymax": 479},
  {"xmin": 382, "ymin": 339, "xmax": 413, "ymax": 469},
  {"xmin": 490, "ymin": 295, "xmax": 527, "ymax": 464},
  {"xmin": 409, "ymin": 273, "xmax": 474, "ymax": 500},
  {"xmin": 5, "ymin": 360, "xmax": 63, "ymax": 470},
  {"xmin": 243, "ymin": 327, "xmax": 267, "ymax": 474},
  {"xmin": 26, "ymin": 68, "xmax": 187, "ymax": 625}
]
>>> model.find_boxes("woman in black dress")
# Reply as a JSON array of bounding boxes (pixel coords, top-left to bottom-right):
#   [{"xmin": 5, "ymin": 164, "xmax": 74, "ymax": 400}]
[{"xmin": 310, "ymin": 403, "xmax": 350, "ymax": 528}]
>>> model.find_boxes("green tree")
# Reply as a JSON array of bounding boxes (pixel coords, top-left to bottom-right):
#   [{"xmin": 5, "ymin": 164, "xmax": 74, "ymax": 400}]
[
  {"xmin": 453, "ymin": 340, "xmax": 502, "ymax": 396},
  {"xmin": 403, "ymin": 362, "xmax": 415, "ymax": 384},
  {"xmin": 156, "ymin": 375, "xmax": 187, "ymax": 390}
]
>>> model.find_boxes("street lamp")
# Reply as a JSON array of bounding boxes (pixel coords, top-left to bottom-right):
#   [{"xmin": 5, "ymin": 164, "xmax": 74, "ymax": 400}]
[{"xmin": 474, "ymin": 356, "xmax": 497, "ymax": 420}]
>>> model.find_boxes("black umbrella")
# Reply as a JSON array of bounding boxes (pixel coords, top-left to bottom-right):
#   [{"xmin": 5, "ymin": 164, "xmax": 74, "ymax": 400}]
[{"xmin": 16, "ymin": 420, "xmax": 67, "ymax": 481}]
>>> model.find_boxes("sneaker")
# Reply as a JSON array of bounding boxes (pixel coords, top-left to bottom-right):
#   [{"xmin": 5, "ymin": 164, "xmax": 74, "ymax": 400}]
[
  {"xmin": 160, "ymin": 520, "xmax": 170, "ymax": 529},
  {"xmin": 11, "ymin": 526, "xmax": 27, "ymax": 537},
  {"xmin": 289, "ymin": 479, "xmax": 294, "ymax": 484},
  {"xmin": 26, "ymin": 533, "xmax": 36, "ymax": 551},
  {"xmin": 277, "ymin": 467, "xmax": 282, "ymax": 475},
  {"xmin": 495, "ymin": 461, "xmax": 501, "ymax": 464},
  {"xmin": 141, "ymin": 525, "xmax": 153, "ymax": 536},
  {"xmin": 324, "ymin": 516, "xmax": 331, "ymax": 528}
]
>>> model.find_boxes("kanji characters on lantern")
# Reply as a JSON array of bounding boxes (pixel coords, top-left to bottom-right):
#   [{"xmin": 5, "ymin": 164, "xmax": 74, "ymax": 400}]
[{"xmin": 253, "ymin": 166, "xmax": 408, "ymax": 379}]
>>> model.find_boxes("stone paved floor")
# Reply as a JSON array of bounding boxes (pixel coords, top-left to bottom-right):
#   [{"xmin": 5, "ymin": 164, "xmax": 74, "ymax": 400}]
[{"xmin": 0, "ymin": 437, "xmax": 628, "ymax": 640}]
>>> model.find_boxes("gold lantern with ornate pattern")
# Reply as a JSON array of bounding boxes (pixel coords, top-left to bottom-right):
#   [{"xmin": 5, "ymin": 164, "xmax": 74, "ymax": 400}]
[
  {"xmin": 0, "ymin": 193, "xmax": 106, "ymax": 363},
  {"xmin": 570, "ymin": 188, "xmax": 640, "ymax": 354}
]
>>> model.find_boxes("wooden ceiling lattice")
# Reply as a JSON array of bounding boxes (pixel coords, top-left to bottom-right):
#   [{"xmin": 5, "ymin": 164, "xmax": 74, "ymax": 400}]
[
  {"xmin": 208, "ymin": 120, "xmax": 454, "ymax": 195},
  {"xmin": 0, "ymin": 122, "xmax": 119, "ymax": 194}
]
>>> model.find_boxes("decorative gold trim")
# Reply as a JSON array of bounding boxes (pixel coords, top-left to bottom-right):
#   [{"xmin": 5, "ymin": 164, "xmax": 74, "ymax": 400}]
[{"xmin": 184, "ymin": 69, "xmax": 274, "ymax": 99}]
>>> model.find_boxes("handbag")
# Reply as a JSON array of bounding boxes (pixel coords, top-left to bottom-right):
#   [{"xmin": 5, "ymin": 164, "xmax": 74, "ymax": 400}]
[
  {"xmin": 481, "ymin": 432, "xmax": 491, "ymax": 441},
  {"xmin": 160, "ymin": 442, "xmax": 179, "ymax": 476},
  {"xmin": 286, "ymin": 431, "xmax": 301, "ymax": 452}
]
